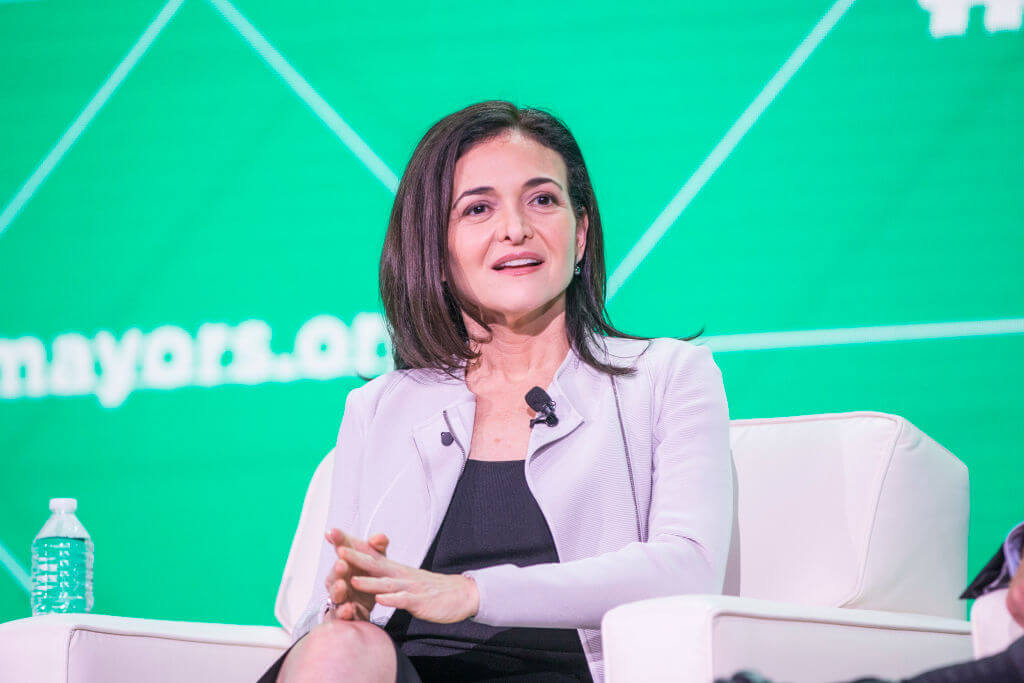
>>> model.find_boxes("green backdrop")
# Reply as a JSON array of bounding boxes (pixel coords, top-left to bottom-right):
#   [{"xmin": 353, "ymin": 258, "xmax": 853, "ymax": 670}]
[{"xmin": 1, "ymin": 0, "xmax": 1021, "ymax": 627}]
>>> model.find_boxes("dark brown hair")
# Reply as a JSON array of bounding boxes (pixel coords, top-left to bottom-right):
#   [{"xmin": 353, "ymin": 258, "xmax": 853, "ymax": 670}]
[{"xmin": 378, "ymin": 100, "xmax": 702, "ymax": 379}]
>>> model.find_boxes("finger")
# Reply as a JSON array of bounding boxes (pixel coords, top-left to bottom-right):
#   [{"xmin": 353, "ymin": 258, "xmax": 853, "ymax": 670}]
[
  {"xmin": 331, "ymin": 577, "xmax": 348, "ymax": 602},
  {"xmin": 357, "ymin": 533, "xmax": 388, "ymax": 556},
  {"xmin": 325, "ymin": 559, "xmax": 350, "ymax": 588},
  {"xmin": 369, "ymin": 536, "xmax": 389, "ymax": 556},
  {"xmin": 333, "ymin": 600, "xmax": 369, "ymax": 621},
  {"xmin": 331, "ymin": 532, "xmax": 380, "ymax": 560},
  {"xmin": 347, "ymin": 601, "xmax": 370, "ymax": 621},
  {"xmin": 341, "ymin": 548, "xmax": 389, "ymax": 575},
  {"xmin": 328, "ymin": 528, "xmax": 371, "ymax": 553},
  {"xmin": 375, "ymin": 591, "xmax": 408, "ymax": 608},
  {"xmin": 327, "ymin": 529, "xmax": 388, "ymax": 565},
  {"xmin": 336, "ymin": 541, "xmax": 377, "ymax": 561},
  {"xmin": 327, "ymin": 528, "xmax": 356, "ymax": 549},
  {"xmin": 328, "ymin": 579, "xmax": 348, "ymax": 603},
  {"xmin": 350, "ymin": 575, "xmax": 404, "ymax": 594}
]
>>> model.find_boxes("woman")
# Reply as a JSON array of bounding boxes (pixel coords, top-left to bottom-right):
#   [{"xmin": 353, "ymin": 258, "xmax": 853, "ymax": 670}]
[{"xmin": 259, "ymin": 100, "xmax": 734, "ymax": 683}]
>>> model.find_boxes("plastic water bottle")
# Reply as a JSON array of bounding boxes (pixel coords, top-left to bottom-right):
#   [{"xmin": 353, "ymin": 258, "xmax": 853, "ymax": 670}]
[{"xmin": 30, "ymin": 498, "xmax": 94, "ymax": 615}]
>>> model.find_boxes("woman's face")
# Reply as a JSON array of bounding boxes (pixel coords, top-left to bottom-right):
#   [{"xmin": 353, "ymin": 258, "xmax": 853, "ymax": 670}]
[{"xmin": 446, "ymin": 131, "xmax": 588, "ymax": 326}]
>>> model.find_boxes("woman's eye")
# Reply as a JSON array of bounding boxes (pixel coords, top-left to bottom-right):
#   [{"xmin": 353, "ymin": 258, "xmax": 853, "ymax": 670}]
[
  {"xmin": 465, "ymin": 203, "xmax": 488, "ymax": 216},
  {"xmin": 534, "ymin": 193, "xmax": 558, "ymax": 206}
]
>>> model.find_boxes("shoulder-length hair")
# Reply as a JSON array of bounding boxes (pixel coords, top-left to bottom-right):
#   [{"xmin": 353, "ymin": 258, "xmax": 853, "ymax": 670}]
[{"xmin": 378, "ymin": 100, "xmax": 702, "ymax": 379}]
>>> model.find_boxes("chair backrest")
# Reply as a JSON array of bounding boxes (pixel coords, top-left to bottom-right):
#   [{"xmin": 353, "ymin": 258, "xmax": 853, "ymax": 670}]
[
  {"xmin": 723, "ymin": 411, "xmax": 968, "ymax": 619},
  {"xmin": 275, "ymin": 411, "xmax": 969, "ymax": 632}
]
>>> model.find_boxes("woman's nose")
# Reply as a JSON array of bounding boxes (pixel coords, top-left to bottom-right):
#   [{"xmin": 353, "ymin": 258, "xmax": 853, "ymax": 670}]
[{"xmin": 501, "ymin": 209, "xmax": 533, "ymax": 242}]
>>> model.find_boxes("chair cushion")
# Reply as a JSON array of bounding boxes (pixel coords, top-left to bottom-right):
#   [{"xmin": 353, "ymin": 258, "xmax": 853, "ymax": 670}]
[{"xmin": 724, "ymin": 411, "xmax": 968, "ymax": 619}]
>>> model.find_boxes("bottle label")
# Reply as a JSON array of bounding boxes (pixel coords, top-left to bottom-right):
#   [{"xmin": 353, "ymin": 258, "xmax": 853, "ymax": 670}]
[{"xmin": 31, "ymin": 537, "xmax": 89, "ymax": 614}]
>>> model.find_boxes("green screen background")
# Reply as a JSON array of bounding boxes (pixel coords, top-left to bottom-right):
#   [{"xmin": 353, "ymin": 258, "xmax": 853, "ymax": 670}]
[{"xmin": 1, "ymin": 0, "xmax": 1021, "ymax": 627}]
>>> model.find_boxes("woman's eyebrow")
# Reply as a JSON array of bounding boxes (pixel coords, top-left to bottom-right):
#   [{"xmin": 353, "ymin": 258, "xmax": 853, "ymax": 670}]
[
  {"xmin": 523, "ymin": 176, "xmax": 563, "ymax": 192},
  {"xmin": 452, "ymin": 177, "xmax": 564, "ymax": 209}
]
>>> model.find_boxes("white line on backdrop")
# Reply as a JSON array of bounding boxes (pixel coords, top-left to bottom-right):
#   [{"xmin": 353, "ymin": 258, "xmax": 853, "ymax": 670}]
[
  {"xmin": 0, "ymin": 0, "xmax": 186, "ymax": 240},
  {"xmin": 606, "ymin": 0, "xmax": 859, "ymax": 301}
]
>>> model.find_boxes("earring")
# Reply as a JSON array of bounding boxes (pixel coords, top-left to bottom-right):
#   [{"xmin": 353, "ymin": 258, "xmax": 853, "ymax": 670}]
[{"xmin": 574, "ymin": 262, "xmax": 582, "ymax": 276}]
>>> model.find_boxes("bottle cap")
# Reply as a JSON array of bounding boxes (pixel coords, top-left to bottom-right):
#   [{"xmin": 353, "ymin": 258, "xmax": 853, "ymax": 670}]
[{"xmin": 49, "ymin": 498, "xmax": 77, "ymax": 513}]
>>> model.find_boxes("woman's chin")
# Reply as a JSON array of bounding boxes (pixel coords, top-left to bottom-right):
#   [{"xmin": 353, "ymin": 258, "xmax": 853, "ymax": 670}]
[{"xmin": 483, "ymin": 296, "xmax": 565, "ymax": 325}]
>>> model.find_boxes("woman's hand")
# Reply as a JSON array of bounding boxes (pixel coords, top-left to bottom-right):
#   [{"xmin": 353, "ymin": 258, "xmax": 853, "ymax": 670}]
[
  {"xmin": 339, "ymin": 546, "xmax": 480, "ymax": 624},
  {"xmin": 324, "ymin": 528, "xmax": 391, "ymax": 621}
]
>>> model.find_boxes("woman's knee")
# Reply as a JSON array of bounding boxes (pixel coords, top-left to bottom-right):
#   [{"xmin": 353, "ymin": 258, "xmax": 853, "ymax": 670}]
[{"xmin": 278, "ymin": 619, "xmax": 396, "ymax": 682}]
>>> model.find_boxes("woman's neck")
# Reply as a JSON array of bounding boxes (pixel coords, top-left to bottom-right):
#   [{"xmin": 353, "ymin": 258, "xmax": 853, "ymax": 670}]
[{"xmin": 462, "ymin": 301, "xmax": 570, "ymax": 389}]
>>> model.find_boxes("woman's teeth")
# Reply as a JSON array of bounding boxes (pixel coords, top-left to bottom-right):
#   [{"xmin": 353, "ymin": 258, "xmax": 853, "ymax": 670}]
[{"xmin": 497, "ymin": 259, "xmax": 541, "ymax": 269}]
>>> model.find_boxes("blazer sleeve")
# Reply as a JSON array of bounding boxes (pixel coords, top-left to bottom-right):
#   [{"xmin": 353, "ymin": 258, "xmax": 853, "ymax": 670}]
[
  {"xmin": 287, "ymin": 388, "xmax": 369, "ymax": 643},
  {"xmin": 461, "ymin": 343, "xmax": 734, "ymax": 630}
]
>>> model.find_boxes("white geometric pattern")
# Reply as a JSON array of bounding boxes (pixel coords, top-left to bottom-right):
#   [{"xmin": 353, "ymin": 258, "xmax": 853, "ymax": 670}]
[
  {"xmin": 0, "ymin": 0, "xmax": 396, "ymax": 242},
  {"xmin": 607, "ymin": 0, "xmax": 859, "ymax": 301}
]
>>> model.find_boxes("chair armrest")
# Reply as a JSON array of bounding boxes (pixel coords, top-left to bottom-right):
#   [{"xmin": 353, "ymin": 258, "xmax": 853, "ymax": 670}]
[
  {"xmin": 0, "ymin": 613, "xmax": 291, "ymax": 683},
  {"xmin": 601, "ymin": 595, "xmax": 972, "ymax": 683},
  {"xmin": 970, "ymin": 588, "xmax": 1024, "ymax": 659}
]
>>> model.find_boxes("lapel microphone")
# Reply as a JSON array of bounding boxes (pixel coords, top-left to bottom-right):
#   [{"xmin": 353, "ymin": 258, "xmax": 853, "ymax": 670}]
[{"xmin": 525, "ymin": 386, "xmax": 558, "ymax": 428}]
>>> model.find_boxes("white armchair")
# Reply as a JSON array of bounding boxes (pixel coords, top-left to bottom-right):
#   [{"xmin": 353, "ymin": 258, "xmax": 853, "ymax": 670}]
[
  {"xmin": 0, "ymin": 411, "xmax": 983, "ymax": 682},
  {"xmin": 602, "ymin": 410, "xmax": 973, "ymax": 682}
]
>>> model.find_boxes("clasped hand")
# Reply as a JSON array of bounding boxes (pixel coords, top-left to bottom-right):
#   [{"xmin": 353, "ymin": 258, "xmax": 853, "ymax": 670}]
[{"xmin": 324, "ymin": 528, "xmax": 479, "ymax": 624}]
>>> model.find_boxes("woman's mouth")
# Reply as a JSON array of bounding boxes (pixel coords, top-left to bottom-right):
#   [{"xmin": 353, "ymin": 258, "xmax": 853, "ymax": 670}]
[{"xmin": 493, "ymin": 258, "xmax": 543, "ymax": 275}]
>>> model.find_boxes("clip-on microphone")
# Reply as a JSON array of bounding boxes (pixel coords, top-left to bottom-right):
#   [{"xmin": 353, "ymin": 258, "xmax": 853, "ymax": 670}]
[{"xmin": 525, "ymin": 386, "xmax": 558, "ymax": 428}]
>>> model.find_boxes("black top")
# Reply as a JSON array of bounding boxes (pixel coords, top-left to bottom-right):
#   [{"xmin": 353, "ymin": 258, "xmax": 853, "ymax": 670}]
[{"xmin": 384, "ymin": 459, "xmax": 593, "ymax": 682}]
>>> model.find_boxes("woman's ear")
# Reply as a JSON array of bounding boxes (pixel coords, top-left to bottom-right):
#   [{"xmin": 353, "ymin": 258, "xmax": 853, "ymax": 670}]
[{"xmin": 576, "ymin": 209, "xmax": 589, "ymax": 261}]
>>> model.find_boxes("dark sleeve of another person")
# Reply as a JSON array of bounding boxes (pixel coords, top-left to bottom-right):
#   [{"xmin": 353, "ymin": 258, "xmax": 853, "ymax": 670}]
[{"xmin": 961, "ymin": 544, "xmax": 1011, "ymax": 600}]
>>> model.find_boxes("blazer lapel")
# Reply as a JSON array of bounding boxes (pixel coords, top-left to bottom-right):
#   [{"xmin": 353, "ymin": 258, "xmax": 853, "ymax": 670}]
[
  {"xmin": 412, "ymin": 393, "xmax": 475, "ymax": 547},
  {"xmin": 526, "ymin": 372, "xmax": 584, "ymax": 464}
]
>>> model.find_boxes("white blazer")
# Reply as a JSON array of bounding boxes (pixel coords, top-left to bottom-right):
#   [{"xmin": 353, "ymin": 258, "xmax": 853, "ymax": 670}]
[{"xmin": 293, "ymin": 334, "xmax": 734, "ymax": 683}]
